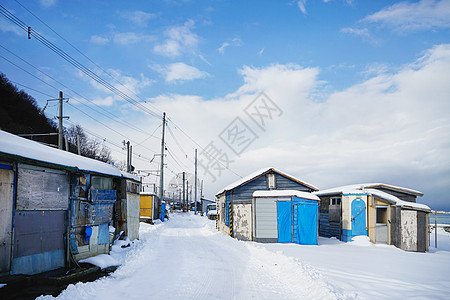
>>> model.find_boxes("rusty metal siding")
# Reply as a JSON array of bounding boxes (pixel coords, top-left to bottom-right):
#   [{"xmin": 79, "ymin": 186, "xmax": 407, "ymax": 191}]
[
  {"xmin": 0, "ymin": 167, "xmax": 14, "ymax": 275},
  {"xmin": 12, "ymin": 210, "xmax": 65, "ymax": 274},
  {"xmin": 390, "ymin": 206, "xmax": 401, "ymax": 248},
  {"xmin": 16, "ymin": 165, "xmax": 69, "ymax": 210}
]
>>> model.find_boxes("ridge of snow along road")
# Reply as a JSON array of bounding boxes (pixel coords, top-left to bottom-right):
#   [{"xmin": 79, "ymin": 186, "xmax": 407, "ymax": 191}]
[{"xmin": 36, "ymin": 213, "xmax": 450, "ymax": 300}]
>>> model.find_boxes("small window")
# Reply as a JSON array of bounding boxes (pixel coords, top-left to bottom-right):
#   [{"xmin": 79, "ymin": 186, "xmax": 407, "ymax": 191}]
[
  {"xmin": 331, "ymin": 197, "xmax": 341, "ymax": 206},
  {"xmin": 91, "ymin": 176, "xmax": 112, "ymax": 190},
  {"xmin": 267, "ymin": 173, "xmax": 276, "ymax": 189},
  {"xmin": 376, "ymin": 207, "xmax": 388, "ymax": 224}
]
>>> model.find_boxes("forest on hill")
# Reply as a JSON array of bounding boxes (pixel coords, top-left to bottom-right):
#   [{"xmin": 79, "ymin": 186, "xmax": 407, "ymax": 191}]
[{"xmin": 0, "ymin": 73, "xmax": 113, "ymax": 163}]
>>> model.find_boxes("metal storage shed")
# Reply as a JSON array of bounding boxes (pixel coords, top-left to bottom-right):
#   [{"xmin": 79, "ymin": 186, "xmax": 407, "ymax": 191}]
[
  {"xmin": 252, "ymin": 190, "xmax": 320, "ymax": 245},
  {"xmin": 0, "ymin": 130, "xmax": 140, "ymax": 275}
]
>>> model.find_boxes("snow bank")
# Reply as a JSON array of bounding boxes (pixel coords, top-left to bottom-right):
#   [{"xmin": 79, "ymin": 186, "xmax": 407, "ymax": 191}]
[
  {"xmin": 348, "ymin": 235, "xmax": 373, "ymax": 247},
  {"xmin": 0, "ymin": 283, "xmax": 6, "ymax": 288},
  {"xmin": 79, "ymin": 254, "xmax": 119, "ymax": 269}
]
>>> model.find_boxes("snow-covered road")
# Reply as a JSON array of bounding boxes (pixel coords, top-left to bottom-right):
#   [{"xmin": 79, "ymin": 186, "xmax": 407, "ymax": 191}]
[
  {"xmin": 40, "ymin": 213, "xmax": 346, "ymax": 299},
  {"xmin": 38, "ymin": 213, "xmax": 450, "ymax": 299}
]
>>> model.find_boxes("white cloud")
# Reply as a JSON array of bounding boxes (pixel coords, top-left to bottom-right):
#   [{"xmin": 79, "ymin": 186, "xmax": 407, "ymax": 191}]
[
  {"xmin": 297, "ymin": 0, "xmax": 307, "ymax": 14},
  {"xmin": 134, "ymin": 44, "xmax": 450, "ymax": 208},
  {"xmin": 92, "ymin": 95, "xmax": 115, "ymax": 106},
  {"xmin": 0, "ymin": 18, "xmax": 25, "ymax": 36},
  {"xmin": 90, "ymin": 35, "xmax": 109, "ymax": 45},
  {"xmin": 217, "ymin": 38, "xmax": 242, "ymax": 54},
  {"xmin": 155, "ymin": 62, "xmax": 209, "ymax": 82},
  {"xmin": 119, "ymin": 11, "xmax": 157, "ymax": 27},
  {"xmin": 154, "ymin": 19, "xmax": 199, "ymax": 57},
  {"xmin": 40, "ymin": 0, "xmax": 56, "ymax": 7},
  {"xmin": 113, "ymin": 32, "xmax": 143, "ymax": 45},
  {"xmin": 363, "ymin": 0, "xmax": 450, "ymax": 32},
  {"xmin": 77, "ymin": 69, "xmax": 153, "ymax": 106},
  {"xmin": 340, "ymin": 27, "xmax": 380, "ymax": 45}
]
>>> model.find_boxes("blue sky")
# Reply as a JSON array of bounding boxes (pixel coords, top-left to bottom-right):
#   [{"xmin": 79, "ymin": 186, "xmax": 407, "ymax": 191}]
[{"xmin": 1, "ymin": 0, "xmax": 450, "ymax": 210}]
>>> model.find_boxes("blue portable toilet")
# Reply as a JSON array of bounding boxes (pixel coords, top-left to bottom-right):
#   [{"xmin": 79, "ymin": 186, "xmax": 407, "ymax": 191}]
[
  {"xmin": 253, "ymin": 190, "xmax": 320, "ymax": 245},
  {"xmin": 160, "ymin": 202, "xmax": 166, "ymax": 222}
]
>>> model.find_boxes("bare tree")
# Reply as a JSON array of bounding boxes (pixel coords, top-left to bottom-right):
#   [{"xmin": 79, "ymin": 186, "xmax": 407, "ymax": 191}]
[{"xmin": 66, "ymin": 124, "xmax": 112, "ymax": 163}]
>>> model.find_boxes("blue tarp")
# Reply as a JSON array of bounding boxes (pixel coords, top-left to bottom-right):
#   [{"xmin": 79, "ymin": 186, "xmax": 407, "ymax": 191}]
[
  {"xmin": 293, "ymin": 197, "xmax": 318, "ymax": 245},
  {"xmin": 160, "ymin": 202, "xmax": 166, "ymax": 222},
  {"xmin": 277, "ymin": 201, "xmax": 292, "ymax": 243},
  {"xmin": 276, "ymin": 197, "xmax": 318, "ymax": 245}
]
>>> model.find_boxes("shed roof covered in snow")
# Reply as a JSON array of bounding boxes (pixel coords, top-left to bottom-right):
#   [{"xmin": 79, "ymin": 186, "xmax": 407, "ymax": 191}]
[
  {"xmin": 314, "ymin": 183, "xmax": 429, "ymax": 211},
  {"xmin": 315, "ymin": 183, "xmax": 423, "ymax": 197},
  {"xmin": 253, "ymin": 190, "xmax": 320, "ymax": 201},
  {"xmin": 216, "ymin": 167, "xmax": 318, "ymax": 196},
  {"xmin": 0, "ymin": 129, "xmax": 137, "ymax": 179}
]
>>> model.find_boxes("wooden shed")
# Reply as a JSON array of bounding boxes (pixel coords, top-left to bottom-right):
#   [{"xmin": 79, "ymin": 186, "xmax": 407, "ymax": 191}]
[
  {"xmin": 0, "ymin": 130, "xmax": 140, "ymax": 275},
  {"xmin": 215, "ymin": 167, "xmax": 318, "ymax": 242},
  {"xmin": 315, "ymin": 183, "xmax": 430, "ymax": 252}
]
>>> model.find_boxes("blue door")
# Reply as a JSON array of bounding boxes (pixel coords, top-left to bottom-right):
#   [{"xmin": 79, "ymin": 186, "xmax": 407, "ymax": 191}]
[
  {"xmin": 277, "ymin": 201, "xmax": 292, "ymax": 243},
  {"xmin": 293, "ymin": 198, "xmax": 318, "ymax": 245},
  {"xmin": 351, "ymin": 198, "xmax": 366, "ymax": 236},
  {"xmin": 225, "ymin": 194, "xmax": 231, "ymax": 227}
]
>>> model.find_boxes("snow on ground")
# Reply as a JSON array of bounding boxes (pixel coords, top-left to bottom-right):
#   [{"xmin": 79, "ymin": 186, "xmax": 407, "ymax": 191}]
[{"xmin": 37, "ymin": 213, "xmax": 450, "ymax": 300}]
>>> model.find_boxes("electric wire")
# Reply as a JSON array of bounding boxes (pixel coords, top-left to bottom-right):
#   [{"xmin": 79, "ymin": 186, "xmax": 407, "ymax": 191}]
[
  {"xmin": 1, "ymin": 4, "xmax": 243, "ymax": 180},
  {"xmin": 13, "ymin": 0, "xmax": 163, "ymax": 117},
  {"xmin": 0, "ymin": 44, "xmax": 159, "ymax": 140},
  {"xmin": 0, "ymin": 4, "xmax": 162, "ymax": 119}
]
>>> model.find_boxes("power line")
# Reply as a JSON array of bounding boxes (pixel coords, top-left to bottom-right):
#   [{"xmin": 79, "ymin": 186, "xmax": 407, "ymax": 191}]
[
  {"xmin": 0, "ymin": 44, "xmax": 157, "ymax": 139},
  {"xmin": 0, "ymin": 4, "xmax": 161, "ymax": 120},
  {"xmin": 13, "ymin": 0, "xmax": 163, "ymax": 117}
]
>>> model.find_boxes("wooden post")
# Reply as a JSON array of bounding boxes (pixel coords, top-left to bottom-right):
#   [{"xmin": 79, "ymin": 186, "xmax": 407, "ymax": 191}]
[{"xmin": 435, "ymin": 211, "xmax": 437, "ymax": 249}]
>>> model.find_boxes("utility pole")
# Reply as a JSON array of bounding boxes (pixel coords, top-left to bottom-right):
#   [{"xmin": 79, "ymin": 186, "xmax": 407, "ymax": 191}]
[
  {"xmin": 159, "ymin": 112, "xmax": 166, "ymax": 205},
  {"xmin": 200, "ymin": 180, "xmax": 204, "ymax": 216},
  {"xmin": 194, "ymin": 149, "xmax": 198, "ymax": 215},
  {"xmin": 182, "ymin": 171, "xmax": 186, "ymax": 212},
  {"xmin": 58, "ymin": 91, "xmax": 64, "ymax": 149}
]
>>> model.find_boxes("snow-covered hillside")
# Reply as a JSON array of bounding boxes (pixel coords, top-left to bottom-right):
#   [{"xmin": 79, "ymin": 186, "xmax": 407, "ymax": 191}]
[{"xmin": 37, "ymin": 213, "xmax": 450, "ymax": 299}]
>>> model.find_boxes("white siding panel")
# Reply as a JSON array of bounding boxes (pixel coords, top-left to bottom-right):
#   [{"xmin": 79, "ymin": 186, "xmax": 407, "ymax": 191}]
[{"xmin": 255, "ymin": 198, "xmax": 277, "ymax": 239}]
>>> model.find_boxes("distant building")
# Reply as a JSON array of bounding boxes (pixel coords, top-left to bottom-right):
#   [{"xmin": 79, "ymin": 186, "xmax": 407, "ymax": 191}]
[
  {"xmin": 315, "ymin": 183, "xmax": 431, "ymax": 252},
  {"xmin": 216, "ymin": 167, "xmax": 318, "ymax": 242}
]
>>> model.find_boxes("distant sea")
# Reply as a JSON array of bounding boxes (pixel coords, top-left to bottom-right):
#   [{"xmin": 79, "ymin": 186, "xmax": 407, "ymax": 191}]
[{"xmin": 429, "ymin": 214, "xmax": 450, "ymax": 225}]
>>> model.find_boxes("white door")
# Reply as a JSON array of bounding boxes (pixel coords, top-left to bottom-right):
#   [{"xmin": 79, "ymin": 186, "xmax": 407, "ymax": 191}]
[{"xmin": 401, "ymin": 210, "xmax": 417, "ymax": 251}]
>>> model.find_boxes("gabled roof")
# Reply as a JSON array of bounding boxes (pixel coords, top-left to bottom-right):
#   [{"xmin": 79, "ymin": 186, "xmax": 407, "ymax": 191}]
[
  {"xmin": 0, "ymin": 129, "xmax": 136, "ymax": 179},
  {"xmin": 315, "ymin": 183, "xmax": 423, "ymax": 197},
  {"xmin": 216, "ymin": 167, "xmax": 318, "ymax": 196}
]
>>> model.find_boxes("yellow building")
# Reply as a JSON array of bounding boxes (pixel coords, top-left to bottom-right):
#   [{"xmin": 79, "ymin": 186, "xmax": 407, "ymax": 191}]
[{"xmin": 140, "ymin": 192, "xmax": 159, "ymax": 222}]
